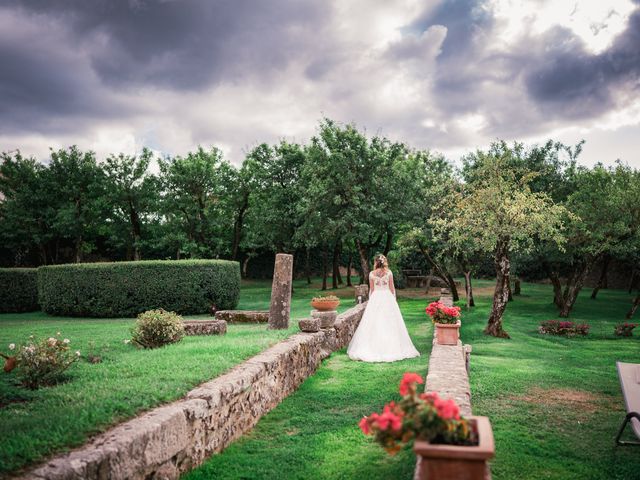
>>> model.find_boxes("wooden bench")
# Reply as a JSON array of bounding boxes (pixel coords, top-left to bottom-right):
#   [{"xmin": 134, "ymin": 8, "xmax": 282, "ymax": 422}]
[{"xmin": 615, "ymin": 361, "xmax": 640, "ymax": 446}]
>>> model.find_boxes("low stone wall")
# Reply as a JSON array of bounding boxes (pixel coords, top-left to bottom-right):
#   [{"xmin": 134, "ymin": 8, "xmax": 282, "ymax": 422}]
[
  {"xmin": 17, "ymin": 302, "xmax": 366, "ymax": 480},
  {"xmin": 214, "ymin": 310, "xmax": 269, "ymax": 323},
  {"xmin": 415, "ymin": 294, "xmax": 475, "ymax": 479}
]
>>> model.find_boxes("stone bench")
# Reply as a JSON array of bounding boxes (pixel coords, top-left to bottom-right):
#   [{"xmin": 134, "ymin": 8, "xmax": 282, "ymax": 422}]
[{"xmin": 214, "ymin": 310, "xmax": 269, "ymax": 323}]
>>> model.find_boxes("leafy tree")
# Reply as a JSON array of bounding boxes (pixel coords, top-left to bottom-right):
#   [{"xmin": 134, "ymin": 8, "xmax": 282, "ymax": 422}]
[
  {"xmin": 448, "ymin": 145, "xmax": 567, "ymax": 337},
  {"xmin": 0, "ymin": 151, "xmax": 51, "ymax": 265},
  {"xmin": 157, "ymin": 147, "xmax": 232, "ymax": 258},
  {"xmin": 103, "ymin": 149, "xmax": 158, "ymax": 260},
  {"xmin": 46, "ymin": 146, "xmax": 106, "ymax": 263}
]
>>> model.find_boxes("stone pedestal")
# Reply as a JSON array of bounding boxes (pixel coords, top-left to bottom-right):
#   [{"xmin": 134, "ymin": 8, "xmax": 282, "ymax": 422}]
[
  {"xmin": 311, "ymin": 310, "xmax": 337, "ymax": 328},
  {"xmin": 355, "ymin": 284, "xmax": 369, "ymax": 303},
  {"xmin": 298, "ymin": 318, "xmax": 321, "ymax": 332},
  {"xmin": 183, "ymin": 320, "xmax": 227, "ymax": 336},
  {"xmin": 268, "ymin": 253, "xmax": 293, "ymax": 329}
]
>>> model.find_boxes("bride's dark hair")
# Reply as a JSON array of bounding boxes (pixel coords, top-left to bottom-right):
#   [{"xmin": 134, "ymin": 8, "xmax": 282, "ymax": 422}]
[{"xmin": 374, "ymin": 254, "xmax": 388, "ymax": 270}]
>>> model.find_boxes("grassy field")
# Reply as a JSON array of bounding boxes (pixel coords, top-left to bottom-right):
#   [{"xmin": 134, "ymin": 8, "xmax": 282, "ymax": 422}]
[
  {"xmin": 184, "ymin": 297, "xmax": 434, "ymax": 480},
  {"xmin": 186, "ymin": 280, "xmax": 640, "ymax": 480},
  {"xmin": 0, "ymin": 278, "xmax": 356, "ymax": 476}
]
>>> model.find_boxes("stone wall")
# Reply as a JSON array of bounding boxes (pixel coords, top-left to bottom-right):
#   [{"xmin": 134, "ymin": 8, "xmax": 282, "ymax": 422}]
[
  {"xmin": 414, "ymin": 294, "xmax": 475, "ymax": 479},
  {"xmin": 17, "ymin": 303, "xmax": 367, "ymax": 480}
]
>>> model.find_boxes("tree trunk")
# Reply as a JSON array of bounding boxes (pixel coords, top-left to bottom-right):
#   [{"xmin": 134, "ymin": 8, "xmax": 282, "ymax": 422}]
[
  {"xmin": 242, "ymin": 256, "xmax": 250, "ymax": 278},
  {"xmin": 463, "ymin": 270, "xmax": 475, "ymax": 308},
  {"xmin": 559, "ymin": 261, "xmax": 593, "ymax": 317},
  {"xmin": 336, "ymin": 242, "xmax": 343, "ymax": 285},
  {"xmin": 628, "ymin": 270, "xmax": 638, "ymax": 293},
  {"xmin": 355, "ymin": 239, "xmax": 371, "ymax": 281},
  {"xmin": 445, "ymin": 273, "xmax": 460, "ymax": 302},
  {"xmin": 425, "ymin": 268, "xmax": 434, "ymax": 294},
  {"xmin": 305, "ymin": 248, "xmax": 311, "ymax": 285},
  {"xmin": 485, "ymin": 239, "xmax": 511, "ymax": 338},
  {"xmin": 591, "ymin": 255, "xmax": 611, "ymax": 299},
  {"xmin": 383, "ymin": 230, "xmax": 393, "ymax": 256},
  {"xmin": 332, "ymin": 241, "xmax": 340, "ymax": 289},
  {"xmin": 626, "ymin": 293, "xmax": 640, "ymax": 320},
  {"xmin": 416, "ymin": 241, "xmax": 458, "ymax": 301},
  {"xmin": 346, "ymin": 253, "xmax": 353, "ymax": 287},
  {"xmin": 231, "ymin": 195, "xmax": 248, "ymax": 261},
  {"xmin": 514, "ymin": 278, "xmax": 521, "ymax": 295},
  {"xmin": 321, "ymin": 249, "xmax": 328, "ymax": 291},
  {"xmin": 75, "ymin": 235, "xmax": 83, "ymax": 263},
  {"xmin": 507, "ymin": 275, "xmax": 513, "ymax": 302},
  {"xmin": 545, "ymin": 264, "xmax": 564, "ymax": 308},
  {"xmin": 128, "ymin": 198, "xmax": 142, "ymax": 261}
]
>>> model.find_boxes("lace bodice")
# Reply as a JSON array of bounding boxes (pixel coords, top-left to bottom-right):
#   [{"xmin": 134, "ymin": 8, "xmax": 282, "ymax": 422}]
[{"xmin": 370, "ymin": 270, "xmax": 392, "ymax": 290}]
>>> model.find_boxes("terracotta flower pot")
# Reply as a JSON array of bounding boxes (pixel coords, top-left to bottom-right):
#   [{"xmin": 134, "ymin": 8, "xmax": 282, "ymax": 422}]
[
  {"xmin": 435, "ymin": 320, "xmax": 461, "ymax": 345},
  {"xmin": 311, "ymin": 299, "xmax": 340, "ymax": 311},
  {"xmin": 3, "ymin": 356, "xmax": 16, "ymax": 373},
  {"xmin": 414, "ymin": 416, "xmax": 495, "ymax": 480}
]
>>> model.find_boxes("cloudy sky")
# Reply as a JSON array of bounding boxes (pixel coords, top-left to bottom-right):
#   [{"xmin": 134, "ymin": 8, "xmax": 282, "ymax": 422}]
[{"xmin": 1, "ymin": 0, "xmax": 639, "ymax": 167}]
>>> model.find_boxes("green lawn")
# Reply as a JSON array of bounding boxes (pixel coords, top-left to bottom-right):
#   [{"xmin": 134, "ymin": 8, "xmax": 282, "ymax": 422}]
[
  {"xmin": 186, "ymin": 281, "xmax": 640, "ymax": 480},
  {"xmin": 184, "ymin": 297, "xmax": 433, "ymax": 480},
  {"xmin": 0, "ymin": 278, "xmax": 356, "ymax": 476}
]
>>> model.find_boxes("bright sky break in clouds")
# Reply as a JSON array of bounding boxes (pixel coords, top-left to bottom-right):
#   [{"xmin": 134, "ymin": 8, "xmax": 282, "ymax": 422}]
[{"xmin": 0, "ymin": 0, "xmax": 638, "ymax": 167}]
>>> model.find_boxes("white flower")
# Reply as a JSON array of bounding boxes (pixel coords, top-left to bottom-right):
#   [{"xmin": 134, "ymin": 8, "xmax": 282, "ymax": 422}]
[
  {"xmin": 8, "ymin": 343, "xmax": 15, "ymax": 350},
  {"xmin": 56, "ymin": 331, "xmax": 61, "ymax": 336},
  {"xmin": 123, "ymin": 339, "xmax": 131, "ymax": 344},
  {"xmin": 25, "ymin": 346, "xmax": 35, "ymax": 354},
  {"xmin": 63, "ymin": 339, "xmax": 70, "ymax": 344},
  {"xmin": 75, "ymin": 350, "xmax": 81, "ymax": 357}
]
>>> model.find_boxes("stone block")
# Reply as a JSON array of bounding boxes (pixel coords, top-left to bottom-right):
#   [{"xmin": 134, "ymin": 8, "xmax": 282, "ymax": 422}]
[
  {"xmin": 214, "ymin": 310, "xmax": 269, "ymax": 323},
  {"xmin": 183, "ymin": 320, "xmax": 227, "ymax": 336},
  {"xmin": 311, "ymin": 310, "xmax": 338, "ymax": 328},
  {"xmin": 298, "ymin": 318, "xmax": 321, "ymax": 332}
]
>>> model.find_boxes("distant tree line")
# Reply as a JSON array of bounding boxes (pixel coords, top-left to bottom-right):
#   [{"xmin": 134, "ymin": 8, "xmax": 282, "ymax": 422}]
[{"xmin": 2, "ymin": 119, "xmax": 639, "ymax": 335}]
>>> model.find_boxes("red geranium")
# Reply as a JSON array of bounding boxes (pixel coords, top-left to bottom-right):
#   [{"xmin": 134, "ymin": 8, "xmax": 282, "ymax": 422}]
[
  {"xmin": 399, "ymin": 372, "xmax": 424, "ymax": 396},
  {"xmin": 425, "ymin": 301, "xmax": 461, "ymax": 324}
]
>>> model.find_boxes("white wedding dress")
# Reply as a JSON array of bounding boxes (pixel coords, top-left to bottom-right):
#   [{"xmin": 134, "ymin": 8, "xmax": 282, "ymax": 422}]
[{"xmin": 347, "ymin": 270, "xmax": 420, "ymax": 362}]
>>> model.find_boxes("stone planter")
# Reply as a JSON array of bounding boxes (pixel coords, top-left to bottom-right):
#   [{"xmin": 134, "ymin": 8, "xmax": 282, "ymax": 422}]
[
  {"xmin": 311, "ymin": 310, "xmax": 338, "ymax": 328},
  {"xmin": 311, "ymin": 299, "xmax": 340, "ymax": 311},
  {"xmin": 435, "ymin": 320, "xmax": 461, "ymax": 345},
  {"xmin": 414, "ymin": 416, "xmax": 494, "ymax": 480}
]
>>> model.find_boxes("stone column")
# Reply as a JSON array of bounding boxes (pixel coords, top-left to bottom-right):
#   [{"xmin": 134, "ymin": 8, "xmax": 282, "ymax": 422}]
[{"xmin": 268, "ymin": 253, "xmax": 293, "ymax": 329}]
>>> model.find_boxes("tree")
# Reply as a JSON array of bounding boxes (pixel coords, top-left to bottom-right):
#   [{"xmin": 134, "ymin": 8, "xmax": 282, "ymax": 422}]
[
  {"xmin": 158, "ymin": 147, "xmax": 232, "ymax": 258},
  {"xmin": 103, "ymin": 149, "xmax": 157, "ymax": 260},
  {"xmin": 547, "ymin": 163, "xmax": 640, "ymax": 317},
  {"xmin": 47, "ymin": 146, "xmax": 106, "ymax": 263},
  {"xmin": 449, "ymin": 145, "xmax": 567, "ymax": 337},
  {"xmin": 0, "ymin": 151, "xmax": 51, "ymax": 265}
]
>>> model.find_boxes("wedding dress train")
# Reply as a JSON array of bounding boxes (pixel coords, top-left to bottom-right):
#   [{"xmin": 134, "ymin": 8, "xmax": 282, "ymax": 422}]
[{"xmin": 347, "ymin": 270, "xmax": 420, "ymax": 362}]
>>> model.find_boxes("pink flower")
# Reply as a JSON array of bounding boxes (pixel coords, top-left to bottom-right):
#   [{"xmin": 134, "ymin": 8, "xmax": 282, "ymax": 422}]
[
  {"xmin": 419, "ymin": 392, "xmax": 440, "ymax": 403},
  {"xmin": 399, "ymin": 372, "xmax": 424, "ymax": 396}
]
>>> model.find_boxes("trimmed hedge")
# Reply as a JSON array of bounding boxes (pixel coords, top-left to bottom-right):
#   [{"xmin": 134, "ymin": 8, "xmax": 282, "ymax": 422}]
[
  {"xmin": 38, "ymin": 260, "xmax": 240, "ymax": 318},
  {"xmin": 0, "ymin": 268, "xmax": 39, "ymax": 313}
]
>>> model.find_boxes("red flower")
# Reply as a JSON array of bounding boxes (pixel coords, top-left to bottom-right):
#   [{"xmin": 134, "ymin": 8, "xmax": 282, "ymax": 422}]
[
  {"xmin": 377, "ymin": 404, "xmax": 403, "ymax": 431},
  {"xmin": 359, "ymin": 416, "xmax": 371, "ymax": 435},
  {"xmin": 399, "ymin": 372, "xmax": 424, "ymax": 396},
  {"xmin": 419, "ymin": 391, "xmax": 440, "ymax": 403},
  {"xmin": 434, "ymin": 397, "xmax": 460, "ymax": 420}
]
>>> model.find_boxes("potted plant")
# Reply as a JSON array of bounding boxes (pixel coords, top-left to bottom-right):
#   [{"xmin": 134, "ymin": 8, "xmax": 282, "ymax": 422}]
[
  {"xmin": 426, "ymin": 302, "xmax": 461, "ymax": 345},
  {"xmin": 311, "ymin": 295, "xmax": 340, "ymax": 312},
  {"xmin": 359, "ymin": 373, "xmax": 494, "ymax": 480}
]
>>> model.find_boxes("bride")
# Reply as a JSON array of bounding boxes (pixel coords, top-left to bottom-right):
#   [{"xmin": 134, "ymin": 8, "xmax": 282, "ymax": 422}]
[{"xmin": 347, "ymin": 254, "xmax": 420, "ymax": 362}]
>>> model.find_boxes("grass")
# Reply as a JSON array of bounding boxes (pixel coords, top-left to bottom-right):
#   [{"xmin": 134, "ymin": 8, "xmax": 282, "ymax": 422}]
[
  {"xmin": 184, "ymin": 297, "xmax": 433, "ymax": 480},
  {"xmin": 186, "ymin": 280, "xmax": 640, "ymax": 480},
  {"xmin": 0, "ymin": 278, "xmax": 356, "ymax": 476}
]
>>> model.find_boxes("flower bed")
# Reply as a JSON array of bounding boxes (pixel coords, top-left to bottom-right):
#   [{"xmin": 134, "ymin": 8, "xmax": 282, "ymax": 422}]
[
  {"xmin": 538, "ymin": 320, "xmax": 589, "ymax": 336},
  {"xmin": 614, "ymin": 322, "xmax": 638, "ymax": 337}
]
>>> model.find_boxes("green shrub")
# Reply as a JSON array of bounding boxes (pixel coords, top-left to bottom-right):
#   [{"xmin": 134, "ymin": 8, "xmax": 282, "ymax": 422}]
[
  {"xmin": 0, "ymin": 268, "xmax": 39, "ymax": 313},
  {"xmin": 9, "ymin": 333, "xmax": 80, "ymax": 389},
  {"xmin": 37, "ymin": 260, "xmax": 240, "ymax": 317},
  {"xmin": 131, "ymin": 309, "xmax": 185, "ymax": 348}
]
